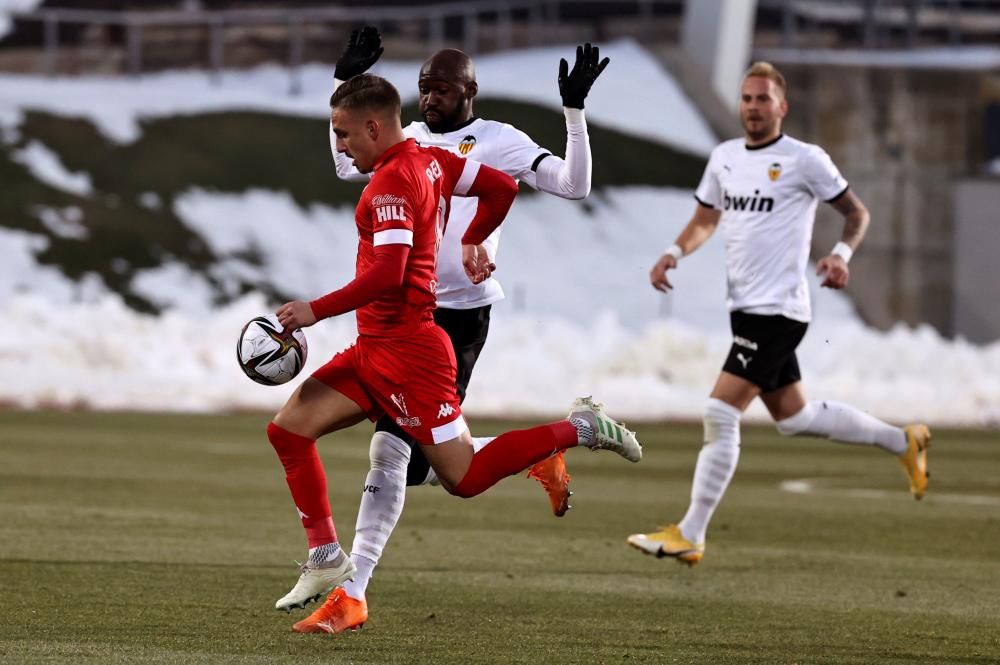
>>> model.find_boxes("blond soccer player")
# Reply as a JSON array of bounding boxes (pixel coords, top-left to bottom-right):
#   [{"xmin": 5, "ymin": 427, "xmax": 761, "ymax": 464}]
[{"xmin": 628, "ymin": 62, "xmax": 930, "ymax": 565}]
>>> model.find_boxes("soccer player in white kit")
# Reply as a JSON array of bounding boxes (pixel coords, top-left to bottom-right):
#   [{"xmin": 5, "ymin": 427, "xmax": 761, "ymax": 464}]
[
  {"xmin": 627, "ymin": 62, "xmax": 931, "ymax": 566},
  {"xmin": 295, "ymin": 28, "xmax": 610, "ymax": 632}
]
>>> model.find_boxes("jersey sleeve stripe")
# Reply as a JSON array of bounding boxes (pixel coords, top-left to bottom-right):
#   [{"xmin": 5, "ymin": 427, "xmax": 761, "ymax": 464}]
[
  {"xmin": 453, "ymin": 160, "xmax": 482, "ymax": 196},
  {"xmin": 530, "ymin": 152, "xmax": 553, "ymax": 171},
  {"xmin": 824, "ymin": 184, "xmax": 850, "ymax": 203},
  {"xmin": 694, "ymin": 194, "xmax": 716, "ymax": 209},
  {"xmin": 373, "ymin": 229, "xmax": 414, "ymax": 246}
]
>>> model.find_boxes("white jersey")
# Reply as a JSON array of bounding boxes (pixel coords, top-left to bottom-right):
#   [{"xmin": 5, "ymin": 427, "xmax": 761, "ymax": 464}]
[
  {"xmin": 695, "ymin": 134, "xmax": 848, "ymax": 322},
  {"xmin": 334, "ymin": 118, "xmax": 551, "ymax": 309}
]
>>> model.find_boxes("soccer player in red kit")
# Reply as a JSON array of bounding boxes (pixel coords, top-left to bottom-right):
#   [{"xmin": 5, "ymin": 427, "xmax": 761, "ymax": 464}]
[{"xmin": 264, "ymin": 74, "xmax": 642, "ymax": 621}]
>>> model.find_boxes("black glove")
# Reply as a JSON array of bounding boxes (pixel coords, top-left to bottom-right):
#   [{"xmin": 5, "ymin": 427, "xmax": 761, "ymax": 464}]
[
  {"xmin": 334, "ymin": 26, "xmax": 384, "ymax": 81},
  {"xmin": 558, "ymin": 43, "xmax": 610, "ymax": 109}
]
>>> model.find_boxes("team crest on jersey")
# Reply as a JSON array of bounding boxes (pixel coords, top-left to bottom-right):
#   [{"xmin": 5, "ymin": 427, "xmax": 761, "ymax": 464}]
[
  {"xmin": 458, "ymin": 135, "xmax": 477, "ymax": 155},
  {"xmin": 768, "ymin": 162, "xmax": 782, "ymax": 181}
]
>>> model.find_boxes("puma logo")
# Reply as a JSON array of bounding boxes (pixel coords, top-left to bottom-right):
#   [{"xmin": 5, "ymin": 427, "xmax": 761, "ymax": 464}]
[{"xmin": 737, "ymin": 352, "xmax": 753, "ymax": 369}]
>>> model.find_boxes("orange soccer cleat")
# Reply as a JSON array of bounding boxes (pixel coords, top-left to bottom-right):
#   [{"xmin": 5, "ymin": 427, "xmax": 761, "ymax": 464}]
[
  {"xmin": 292, "ymin": 587, "xmax": 368, "ymax": 634},
  {"xmin": 527, "ymin": 451, "xmax": 572, "ymax": 517}
]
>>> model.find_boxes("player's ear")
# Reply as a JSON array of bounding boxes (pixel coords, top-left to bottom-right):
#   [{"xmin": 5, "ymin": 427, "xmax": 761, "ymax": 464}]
[
  {"xmin": 779, "ymin": 98, "xmax": 789, "ymax": 118},
  {"xmin": 466, "ymin": 80, "xmax": 478, "ymax": 100},
  {"xmin": 366, "ymin": 119, "xmax": 380, "ymax": 141}
]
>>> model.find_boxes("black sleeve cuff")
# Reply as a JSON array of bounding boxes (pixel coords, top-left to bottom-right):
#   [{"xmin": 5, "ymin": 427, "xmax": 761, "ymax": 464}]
[
  {"xmin": 694, "ymin": 194, "xmax": 716, "ymax": 209},
  {"xmin": 825, "ymin": 184, "xmax": 850, "ymax": 203}
]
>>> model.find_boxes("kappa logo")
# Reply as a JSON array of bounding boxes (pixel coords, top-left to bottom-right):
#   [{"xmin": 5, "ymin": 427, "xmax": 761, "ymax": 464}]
[
  {"xmin": 437, "ymin": 403, "xmax": 456, "ymax": 419},
  {"xmin": 458, "ymin": 135, "xmax": 477, "ymax": 155},
  {"xmin": 768, "ymin": 162, "xmax": 782, "ymax": 181},
  {"xmin": 737, "ymin": 352, "xmax": 753, "ymax": 369},
  {"xmin": 375, "ymin": 204, "xmax": 406, "ymax": 224},
  {"xmin": 390, "ymin": 392, "xmax": 408, "ymax": 416}
]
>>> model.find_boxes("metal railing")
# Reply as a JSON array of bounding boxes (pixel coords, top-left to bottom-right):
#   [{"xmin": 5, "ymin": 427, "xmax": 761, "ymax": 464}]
[{"xmin": 8, "ymin": 0, "xmax": 680, "ymax": 82}]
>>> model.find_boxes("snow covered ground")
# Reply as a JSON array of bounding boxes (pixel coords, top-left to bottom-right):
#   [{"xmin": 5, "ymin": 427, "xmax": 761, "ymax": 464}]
[
  {"xmin": 3, "ymin": 184, "xmax": 997, "ymax": 427},
  {"xmin": 2, "ymin": 46, "xmax": 998, "ymax": 426}
]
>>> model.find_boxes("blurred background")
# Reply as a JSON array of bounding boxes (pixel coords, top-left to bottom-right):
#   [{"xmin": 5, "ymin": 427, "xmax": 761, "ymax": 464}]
[{"xmin": 1, "ymin": 0, "xmax": 998, "ymax": 425}]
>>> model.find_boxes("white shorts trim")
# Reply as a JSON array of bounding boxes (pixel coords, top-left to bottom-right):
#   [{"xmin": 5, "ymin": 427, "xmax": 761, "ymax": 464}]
[
  {"xmin": 453, "ymin": 160, "xmax": 481, "ymax": 197},
  {"xmin": 431, "ymin": 414, "xmax": 468, "ymax": 444},
  {"xmin": 373, "ymin": 228, "xmax": 414, "ymax": 246}
]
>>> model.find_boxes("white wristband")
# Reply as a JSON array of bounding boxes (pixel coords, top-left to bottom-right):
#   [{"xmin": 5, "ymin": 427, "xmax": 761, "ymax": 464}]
[
  {"xmin": 831, "ymin": 241, "xmax": 853, "ymax": 263},
  {"xmin": 664, "ymin": 244, "xmax": 684, "ymax": 261}
]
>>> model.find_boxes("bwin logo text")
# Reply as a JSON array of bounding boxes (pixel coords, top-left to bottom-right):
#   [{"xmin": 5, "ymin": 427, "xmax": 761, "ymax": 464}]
[{"xmin": 723, "ymin": 189, "xmax": 774, "ymax": 213}]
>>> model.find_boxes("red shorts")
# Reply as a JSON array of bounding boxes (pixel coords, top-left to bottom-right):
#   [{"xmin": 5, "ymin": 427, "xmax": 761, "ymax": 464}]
[{"xmin": 311, "ymin": 323, "xmax": 466, "ymax": 445}]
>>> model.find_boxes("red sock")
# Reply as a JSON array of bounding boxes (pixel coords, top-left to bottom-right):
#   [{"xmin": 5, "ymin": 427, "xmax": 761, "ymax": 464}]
[
  {"xmin": 266, "ymin": 422, "xmax": 337, "ymax": 548},
  {"xmin": 452, "ymin": 421, "xmax": 577, "ymax": 498}
]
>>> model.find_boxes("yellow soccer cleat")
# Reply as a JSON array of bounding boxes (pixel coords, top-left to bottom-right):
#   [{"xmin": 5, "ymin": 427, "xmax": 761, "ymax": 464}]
[
  {"xmin": 292, "ymin": 587, "xmax": 368, "ymax": 634},
  {"xmin": 627, "ymin": 524, "xmax": 704, "ymax": 566},
  {"xmin": 527, "ymin": 451, "xmax": 573, "ymax": 517},
  {"xmin": 898, "ymin": 424, "xmax": 931, "ymax": 500}
]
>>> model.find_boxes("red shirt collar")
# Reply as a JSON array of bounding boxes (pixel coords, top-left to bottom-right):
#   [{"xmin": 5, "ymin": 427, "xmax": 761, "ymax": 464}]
[{"xmin": 372, "ymin": 138, "xmax": 418, "ymax": 172}]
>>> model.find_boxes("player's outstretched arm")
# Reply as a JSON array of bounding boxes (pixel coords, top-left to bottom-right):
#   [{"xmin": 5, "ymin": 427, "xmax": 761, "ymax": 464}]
[
  {"xmin": 329, "ymin": 26, "xmax": 384, "ymax": 182},
  {"xmin": 650, "ymin": 205, "xmax": 721, "ymax": 292},
  {"xmin": 816, "ymin": 188, "xmax": 870, "ymax": 289},
  {"xmin": 531, "ymin": 43, "xmax": 611, "ymax": 200},
  {"xmin": 276, "ymin": 244, "xmax": 409, "ymax": 329}
]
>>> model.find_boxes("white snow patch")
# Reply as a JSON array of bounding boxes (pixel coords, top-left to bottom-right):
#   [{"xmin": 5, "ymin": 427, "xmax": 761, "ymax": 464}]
[
  {"xmin": 0, "ymin": 40, "xmax": 715, "ymax": 155},
  {"xmin": 12, "ymin": 141, "xmax": 93, "ymax": 196},
  {"xmin": 0, "ymin": 0, "xmax": 41, "ymax": 40}
]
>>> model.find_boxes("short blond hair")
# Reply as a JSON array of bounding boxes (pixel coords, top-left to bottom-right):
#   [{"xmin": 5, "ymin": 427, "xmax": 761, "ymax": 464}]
[{"xmin": 744, "ymin": 61, "xmax": 786, "ymax": 98}]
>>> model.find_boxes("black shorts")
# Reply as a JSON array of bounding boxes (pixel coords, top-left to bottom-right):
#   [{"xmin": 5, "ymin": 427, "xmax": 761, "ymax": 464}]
[
  {"xmin": 373, "ymin": 305, "xmax": 492, "ymax": 485},
  {"xmin": 721, "ymin": 311, "xmax": 808, "ymax": 393}
]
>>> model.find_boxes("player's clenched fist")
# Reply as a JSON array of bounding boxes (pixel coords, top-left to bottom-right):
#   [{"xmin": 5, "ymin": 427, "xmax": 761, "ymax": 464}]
[
  {"xmin": 276, "ymin": 300, "xmax": 318, "ymax": 330},
  {"xmin": 816, "ymin": 255, "xmax": 849, "ymax": 289},
  {"xmin": 649, "ymin": 253, "xmax": 678, "ymax": 292},
  {"xmin": 462, "ymin": 243, "xmax": 496, "ymax": 284}
]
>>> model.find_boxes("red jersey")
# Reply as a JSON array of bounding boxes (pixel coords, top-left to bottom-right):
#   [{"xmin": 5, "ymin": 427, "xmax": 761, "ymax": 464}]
[{"xmin": 353, "ymin": 139, "xmax": 476, "ymax": 337}]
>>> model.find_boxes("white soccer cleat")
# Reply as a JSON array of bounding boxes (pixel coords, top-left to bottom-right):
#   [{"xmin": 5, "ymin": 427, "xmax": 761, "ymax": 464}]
[
  {"xmin": 569, "ymin": 396, "xmax": 642, "ymax": 463},
  {"xmin": 275, "ymin": 548, "xmax": 356, "ymax": 612}
]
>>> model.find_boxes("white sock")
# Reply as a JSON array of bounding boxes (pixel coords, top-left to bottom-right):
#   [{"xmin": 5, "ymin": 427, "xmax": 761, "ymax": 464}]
[
  {"xmin": 345, "ymin": 432, "xmax": 410, "ymax": 600},
  {"xmin": 678, "ymin": 398, "xmax": 742, "ymax": 545},
  {"xmin": 776, "ymin": 400, "xmax": 906, "ymax": 454},
  {"xmin": 342, "ymin": 554, "xmax": 375, "ymax": 601}
]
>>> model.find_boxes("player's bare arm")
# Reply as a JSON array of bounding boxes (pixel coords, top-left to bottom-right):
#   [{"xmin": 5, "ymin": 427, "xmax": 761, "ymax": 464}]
[
  {"xmin": 650, "ymin": 204, "xmax": 722, "ymax": 292},
  {"xmin": 816, "ymin": 189, "xmax": 870, "ymax": 289}
]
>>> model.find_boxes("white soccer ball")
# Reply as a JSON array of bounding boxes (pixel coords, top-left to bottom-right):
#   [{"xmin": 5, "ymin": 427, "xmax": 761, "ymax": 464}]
[{"xmin": 237, "ymin": 314, "xmax": 308, "ymax": 386}]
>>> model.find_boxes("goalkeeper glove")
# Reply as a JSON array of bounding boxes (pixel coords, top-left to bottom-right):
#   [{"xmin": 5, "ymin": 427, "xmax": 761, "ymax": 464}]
[
  {"xmin": 558, "ymin": 43, "xmax": 610, "ymax": 109},
  {"xmin": 335, "ymin": 26, "xmax": 384, "ymax": 81}
]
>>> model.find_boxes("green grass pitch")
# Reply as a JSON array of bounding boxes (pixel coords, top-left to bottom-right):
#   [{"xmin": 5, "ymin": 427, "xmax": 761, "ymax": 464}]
[{"xmin": 1, "ymin": 410, "xmax": 998, "ymax": 664}]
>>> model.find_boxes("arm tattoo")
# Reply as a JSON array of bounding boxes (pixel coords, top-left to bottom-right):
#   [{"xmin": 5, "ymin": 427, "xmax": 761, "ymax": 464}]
[{"xmin": 830, "ymin": 190, "xmax": 870, "ymax": 249}]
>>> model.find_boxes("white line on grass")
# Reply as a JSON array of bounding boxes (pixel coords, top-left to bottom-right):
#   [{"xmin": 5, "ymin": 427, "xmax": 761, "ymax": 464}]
[{"xmin": 779, "ymin": 478, "xmax": 1000, "ymax": 506}]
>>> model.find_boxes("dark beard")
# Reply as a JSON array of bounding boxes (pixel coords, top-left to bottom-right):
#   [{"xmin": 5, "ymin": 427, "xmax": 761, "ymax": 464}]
[{"xmin": 423, "ymin": 108, "xmax": 463, "ymax": 134}]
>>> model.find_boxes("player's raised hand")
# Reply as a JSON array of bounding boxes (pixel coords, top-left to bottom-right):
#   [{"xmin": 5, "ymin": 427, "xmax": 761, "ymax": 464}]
[
  {"xmin": 462, "ymin": 243, "xmax": 496, "ymax": 284},
  {"xmin": 276, "ymin": 300, "xmax": 318, "ymax": 330},
  {"xmin": 558, "ymin": 43, "xmax": 610, "ymax": 109},
  {"xmin": 649, "ymin": 253, "xmax": 678, "ymax": 292},
  {"xmin": 816, "ymin": 255, "xmax": 849, "ymax": 289},
  {"xmin": 335, "ymin": 26, "xmax": 384, "ymax": 80}
]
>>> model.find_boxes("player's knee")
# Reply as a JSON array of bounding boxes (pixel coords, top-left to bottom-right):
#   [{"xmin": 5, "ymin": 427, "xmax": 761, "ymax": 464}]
[
  {"xmin": 775, "ymin": 402, "xmax": 817, "ymax": 437},
  {"xmin": 703, "ymin": 398, "xmax": 742, "ymax": 444},
  {"xmin": 369, "ymin": 431, "xmax": 411, "ymax": 475}
]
